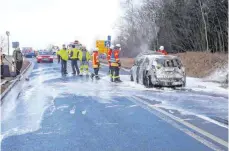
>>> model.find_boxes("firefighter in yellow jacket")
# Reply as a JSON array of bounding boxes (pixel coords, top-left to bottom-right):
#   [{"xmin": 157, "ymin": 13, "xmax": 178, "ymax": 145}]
[
  {"xmin": 69, "ymin": 44, "xmax": 80, "ymax": 75},
  {"xmin": 57, "ymin": 44, "xmax": 68, "ymax": 74},
  {"xmin": 78, "ymin": 45, "xmax": 90, "ymax": 75}
]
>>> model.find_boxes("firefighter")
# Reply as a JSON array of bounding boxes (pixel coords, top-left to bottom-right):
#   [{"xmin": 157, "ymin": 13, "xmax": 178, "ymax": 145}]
[
  {"xmin": 69, "ymin": 44, "xmax": 80, "ymax": 75},
  {"xmin": 110, "ymin": 44, "xmax": 122, "ymax": 82},
  {"xmin": 107, "ymin": 45, "xmax": 114, "ymax": 76},
  {"xmin": 156, "ymin": 46, "xmax": 168, "ymax": 55},
  {"xmin": 91, "ymin": 47, "xmax": 100, "ymax": 80},
  {"xmin": 78, "ymin": 45, "xmax": 90, "ymax": 75},
  {"xmin": 57, "ymin": 44, "xmax": 68, "ymax": 74}
]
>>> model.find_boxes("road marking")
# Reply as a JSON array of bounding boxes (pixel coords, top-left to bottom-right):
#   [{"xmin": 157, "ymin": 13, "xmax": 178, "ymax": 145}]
[{"xmin": 130, "ymin": 96, "xmax": 228, "ymax": 150}]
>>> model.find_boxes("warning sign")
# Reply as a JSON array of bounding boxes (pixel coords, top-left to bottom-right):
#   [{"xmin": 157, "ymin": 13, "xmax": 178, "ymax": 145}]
[{"xmin": 96, "ymin": 40, "xmax": 107, "ymax": 53}]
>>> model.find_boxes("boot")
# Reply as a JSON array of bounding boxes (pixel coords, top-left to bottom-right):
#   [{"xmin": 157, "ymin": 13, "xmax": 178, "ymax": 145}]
[
  {"xmin": 115, "ymin": 78, "xmax": 122, "ymax": 83},
  {"xmin": 95, "ymin": 76, "xmax": 100, "ymax": 80}
]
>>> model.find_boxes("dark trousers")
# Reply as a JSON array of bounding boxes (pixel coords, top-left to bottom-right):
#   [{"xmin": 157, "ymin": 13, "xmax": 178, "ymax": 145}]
[
  {"xmin": 61, "ymin": 60, "xmax": 67, "ymax": 74},
  {"xmin": 110, "ymin": 66, "xmax": 120, "ymax": 82},
  {"xmin": 94, "ymin": 68, "xmax": 99, "ymax": 77},
  {"xmin": 1, "ymin": 64, "xmax": 4, "ymax": 79},
  {"xmin": 108, "ymin": 65, "xmax": 111, "ymax": 75},
  {"xmin": 16, "ymin": 61, "xmax": 23, "ymax": 75},
  {"xmin": 71, "ymin": 59, "xmax": 80, "ymax": 74}
]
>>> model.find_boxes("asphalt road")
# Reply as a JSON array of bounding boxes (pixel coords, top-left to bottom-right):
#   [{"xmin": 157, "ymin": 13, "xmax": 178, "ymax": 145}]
[{"xmin": 1, "ymin": 59, "xmax": 228, "ymax": 151}]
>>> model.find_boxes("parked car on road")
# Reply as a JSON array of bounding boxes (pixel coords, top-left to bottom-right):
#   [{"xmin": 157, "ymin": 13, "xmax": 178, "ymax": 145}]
[
  {"xmin": 36, "ymin": 51, "xmax": 54, "ymax": 63},
  {"xmin": 130, "ymin": 52, "xmax": 186, "ymax": 88}
]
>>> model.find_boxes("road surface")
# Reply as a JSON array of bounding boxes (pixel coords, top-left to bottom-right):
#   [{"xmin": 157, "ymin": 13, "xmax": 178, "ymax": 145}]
[{"xmin": 1, "ymin": 59, "xmax": 228, "ymax": 151}]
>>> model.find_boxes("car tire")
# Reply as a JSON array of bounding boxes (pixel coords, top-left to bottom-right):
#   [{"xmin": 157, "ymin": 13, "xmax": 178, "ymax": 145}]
[
  {"xmin": 143, "ymin": 71, "xmax": 152, "ymax": 88},
  {"xmin": 136, "ymin": 75, "xmax": 139, "ymax": 83},
  {"xmin": 130, "ymin": 74, "xmax": 134, "ymax": 81},
  {"xmin": 37, "ymin": 61, "xmax": 40, "ymax": 63},
  {"xmin": 50, "ymin": 61, "xmax": 53, "ymax": 63},
  {"xmin": 182, "ymin": 76, "xmax": 186, "ymax": 87}
]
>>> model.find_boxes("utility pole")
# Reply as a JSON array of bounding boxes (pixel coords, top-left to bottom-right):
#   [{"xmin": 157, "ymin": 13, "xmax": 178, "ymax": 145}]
[{"xmin": 6, "ymin": 31, "xmax": 10, "ymax": 56}]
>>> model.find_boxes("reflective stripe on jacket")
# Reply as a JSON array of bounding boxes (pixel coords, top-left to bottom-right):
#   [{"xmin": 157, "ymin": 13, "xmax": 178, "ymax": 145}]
[{"xmin": 110, "ymin": 49, "xmax": 120, "ymax": 67}]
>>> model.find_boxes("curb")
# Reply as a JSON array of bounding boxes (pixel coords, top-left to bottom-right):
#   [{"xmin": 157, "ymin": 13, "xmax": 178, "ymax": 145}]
[{"xmin": 0, "ymin": 60, "xmax": 32, "ymax": 103}]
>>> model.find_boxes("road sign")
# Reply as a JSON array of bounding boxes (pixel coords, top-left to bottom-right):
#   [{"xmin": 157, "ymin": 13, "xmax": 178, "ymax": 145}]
[
  {"xmin": 96, "ymin": 40, "xmax": 107, "ymax": 53},
  {"xmin": 12, "ymin": 42, "xmax": 19, "ymax": 48},
  {"xmin": 108, "ymin": 35, "xmax": 111, "ymax": 41},
  {"xmin": 105, "ymin": 40, "xmax": 110, "ymax": 47}
]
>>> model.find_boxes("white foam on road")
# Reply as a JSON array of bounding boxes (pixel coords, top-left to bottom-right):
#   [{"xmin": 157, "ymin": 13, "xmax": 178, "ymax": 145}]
[{"xmin": 1, "ymin": 62, "xmax": 228, "ymax": 144}]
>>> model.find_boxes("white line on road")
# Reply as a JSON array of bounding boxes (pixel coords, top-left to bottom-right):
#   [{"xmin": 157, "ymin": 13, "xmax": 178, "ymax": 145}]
[{"xmin": 129, "ymin": 96, "xmax": 228, "ymax": 150}]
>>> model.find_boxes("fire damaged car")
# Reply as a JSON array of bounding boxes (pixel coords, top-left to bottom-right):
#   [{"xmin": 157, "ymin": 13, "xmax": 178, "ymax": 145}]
[{"xmin": 130, "ymin": 53, "xmax": 186, "ymax": 88}]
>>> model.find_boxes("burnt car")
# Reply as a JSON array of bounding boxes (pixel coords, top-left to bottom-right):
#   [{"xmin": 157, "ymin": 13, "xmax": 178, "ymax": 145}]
[{"xmin": 130, "ymin": 53, "xmax": 186, "ymax": 88}]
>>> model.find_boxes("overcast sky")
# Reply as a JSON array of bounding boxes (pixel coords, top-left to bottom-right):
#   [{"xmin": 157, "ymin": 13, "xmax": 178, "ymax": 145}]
[{"xmin": 0, "ymin": 0, "xmax": 121, "ymax": 52}]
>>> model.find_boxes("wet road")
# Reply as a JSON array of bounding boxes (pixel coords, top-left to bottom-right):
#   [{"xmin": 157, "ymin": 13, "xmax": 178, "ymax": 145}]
[{"xmin": 1, "ymin": 59, "xmax": 228, "ymax": 151}]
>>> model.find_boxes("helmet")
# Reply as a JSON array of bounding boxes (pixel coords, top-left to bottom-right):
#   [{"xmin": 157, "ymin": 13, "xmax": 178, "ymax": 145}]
[
  {"xmin": 159, "ymin": 46, "xmax": 164, "ymax": 50},
  {"xmin": 116, "ymin": 44, "xmax": 121, "ymax": 48},
  {"xmin": 110, "ymin": 45, "xmax": 114, "ymax": 49}
]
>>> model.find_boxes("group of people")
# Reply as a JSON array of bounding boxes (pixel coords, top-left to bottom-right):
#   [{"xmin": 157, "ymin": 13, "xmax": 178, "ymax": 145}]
[
  {"xmin": 57, "ymin": 41, "xmax": 90, "ymax": 76},
  {"xmin": 57, "ymin": 40, "xmax": 123, "ymax": 82}
]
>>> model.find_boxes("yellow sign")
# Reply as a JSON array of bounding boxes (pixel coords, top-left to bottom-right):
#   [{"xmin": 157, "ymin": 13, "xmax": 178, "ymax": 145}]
[{"xmin": 96, "ymin": 40, "xmax": 107, "ymax": 53}]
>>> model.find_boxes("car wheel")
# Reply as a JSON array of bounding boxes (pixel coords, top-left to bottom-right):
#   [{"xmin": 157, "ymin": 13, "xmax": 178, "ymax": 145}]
[
  {"xmin": 50, "ymin": 61, "xmax": 53, "ymax": 63},
  {"xmin": 37, "ymin": 61, "xmax": 40, "ymax": 63},
  {"xmin": 143, "ymin": 71, "xmax": 152, "ymax": 88},
  {"xmin": 182, "ymin": 76, "xmax": 186, "ymax": 87},
  {"xmin": 130, "ymin": 74, "xmax": 134, "ymax": 81},
  {"xmin": 136, "ymin": 75, "xmax": 139, "ymax": 83}
]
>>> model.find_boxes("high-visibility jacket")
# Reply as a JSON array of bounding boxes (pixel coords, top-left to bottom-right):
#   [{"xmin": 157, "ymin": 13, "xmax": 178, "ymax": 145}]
[
  {"xmin": 107, "ymin": 49, "xmax": 112, "ymax": 66},
  {"xmin": 110, "ymin": 49, "xmax": 120, "ymax": 67},
  {"xmin": 92, "ymin": 51, "xmax": 99, "ymax": 68},
  {"xmin": 78, "ymin": 50, "xmax": 90, "ymax": 61},
  {"xmin": 157, "ymin": 50, "xmax": 168, "ymax": 55},
  {"xmin": 57, "ymin": 49, "xmax": 68, "ymax": 61},
  {"xmin": 70, "ymin": 48, "xmax": 79, "ymax": 59}
]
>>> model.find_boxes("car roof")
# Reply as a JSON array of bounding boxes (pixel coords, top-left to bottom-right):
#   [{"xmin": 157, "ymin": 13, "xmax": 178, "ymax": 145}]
[{"xmin": 137, "ymin": 54, "xmax": 178, "ymax": 60}]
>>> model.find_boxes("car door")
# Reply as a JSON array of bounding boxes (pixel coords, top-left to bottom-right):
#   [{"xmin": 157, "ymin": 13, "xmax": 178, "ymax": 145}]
[{"xmin": 136, "ymin": 57, "xmax": 144, "ymax": 83}]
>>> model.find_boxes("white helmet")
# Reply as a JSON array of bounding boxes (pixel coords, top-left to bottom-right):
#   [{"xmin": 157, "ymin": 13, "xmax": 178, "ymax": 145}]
[
  {"xmin": 159, "ymin": 46, "xmax": 164, "ymax": 50},
  {"xmin": 94, "ymin": 47, "xmax": 99, "ymax": 51},
  {"xmin": 110, "ymin": 45, "xmax": 114, "ymax": 49},
  {"xmin": 116, "ymin": 44, "xmax": 121, "ymax": 48}
]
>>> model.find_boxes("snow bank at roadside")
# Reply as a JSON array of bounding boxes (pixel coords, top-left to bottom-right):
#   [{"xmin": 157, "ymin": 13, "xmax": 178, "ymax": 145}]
[
  {"xmin": 186, "ymin": 77, "xmax": 228, "ymax": 96},
  {"xmin": 205, "ymin": 65, "xmax": 228, "ymax": 85}
]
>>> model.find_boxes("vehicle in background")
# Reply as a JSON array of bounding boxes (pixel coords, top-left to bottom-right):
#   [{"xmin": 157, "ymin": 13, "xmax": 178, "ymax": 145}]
[
  {"xmin": 22, "ymin": 47, "xmax": 36, "ymax": 58},
  {"xmin": 130, "ymin": 52, "xmax": 186, "ymax": 88},
  {"xmin": 36, "ymin": 51, "xmax": 54, "ymax": 63}
]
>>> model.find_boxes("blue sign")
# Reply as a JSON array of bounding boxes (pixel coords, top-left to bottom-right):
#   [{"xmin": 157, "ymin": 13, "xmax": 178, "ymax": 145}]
[
  {"xmin": 108, "ymin": 35, "xmax": 111, "ymax": 41},
  {"xmin": 105, "ymin": 40, "xmax": 110, "ymax": 47},
  {"xmin": 12, "ymin": 42, "xmax": 19, "ymax": 48}
]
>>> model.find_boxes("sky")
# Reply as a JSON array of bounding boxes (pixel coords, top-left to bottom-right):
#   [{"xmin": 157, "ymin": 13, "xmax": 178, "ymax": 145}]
[{"xmin": 0, "ymin": 0, "xmax": 121, "ymax": 53}]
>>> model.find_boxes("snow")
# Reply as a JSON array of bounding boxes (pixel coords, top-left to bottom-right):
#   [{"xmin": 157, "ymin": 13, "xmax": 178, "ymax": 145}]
[
  {"xmin": 205, "ymin": 65, "xmax": 228, "ymax": 83},
  {"xmin": 186, "ymin": 77, "xmax": 228, "ymax": 96}
]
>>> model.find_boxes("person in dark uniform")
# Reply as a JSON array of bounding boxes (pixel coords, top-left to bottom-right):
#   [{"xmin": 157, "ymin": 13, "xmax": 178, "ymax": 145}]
[{"xmin": 13, "ymin": 47, "xmax": 23, "ymax": 75}]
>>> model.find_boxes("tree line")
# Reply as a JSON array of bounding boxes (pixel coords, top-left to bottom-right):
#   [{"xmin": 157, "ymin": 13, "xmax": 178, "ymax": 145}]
[{"xmin": 115, "ymin": 0, "xmax": 228, "ymax": 57}]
